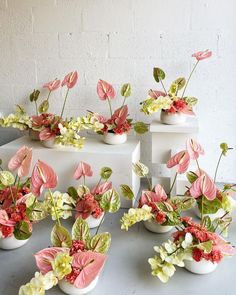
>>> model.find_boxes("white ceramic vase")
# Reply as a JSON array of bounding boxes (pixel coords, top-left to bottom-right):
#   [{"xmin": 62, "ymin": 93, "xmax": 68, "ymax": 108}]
[
  {"xmin": 184, "ymin": 259, "xmax": 218, "ymax": 274},
  {"xmin": 58, "ymin": 276, "xmax": 99, "ymax": 295},
  {"xmin": 103, "ymin": 133, "xmax": 127, "ymax": 145},
  {"xmin": 143, "ymin": 219, "xmax": 173, "ymax": 233},
  {"xmin": 41, "ymin": 138, "xmax": 56, "ymax": 148},
  {"xmin": 0, "ymin": 235, "xmax": 29, "ymax": 250},
  {"xmin": 28, "ymin": 129, "xmax": 40, "ymax": 141},
  {"xmin": 160, "ymin": 110, "xmax": 187, "ymax": 125},
  {"xmin": 76, "ymin": 213, "xmax": 104, "ymax": 229}
]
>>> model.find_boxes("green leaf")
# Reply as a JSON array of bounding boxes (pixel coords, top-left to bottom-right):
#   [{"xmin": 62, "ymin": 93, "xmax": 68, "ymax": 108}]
[
  {"xmin": 220, "ymin": 142, "xmax": 229, "ymax": 156},
  {"xmin": 100, "ymin": 189, "xmax": 121, "ymax": 213},
  {"xmin": 67, "ymin": 186, "xmax": 79, "ymax": 200},
  {"xmin": 184, "ymin": 96, "xmax": 198, "ymax": 106},
  {"xmin": 77, "ymin": 185, "xmax": 90, "ymax": 198},
  {"xmin": 174, "ymin": 77, "xmax": 186, "ymax": 90},
  {"xmin": 120, "ymin": 185, "xmax": 134, "ymax": 200},
  {"xmin": 186, "ymin": 171, "xmax": 198, "ymax": 184},
  {"xmin": 133, "ymin": 122, "xmax": 149, "ymax": 134},
  {"xmin": 89, "ymin": 232, "xmax": 111, "ymax": 253},
  {"xmin": 100, "ymin": 167, "xmax": 113, "ymax": 180},
  {"xmin": 169, "ymin": 83, "xmax": 178, "ymax": 96},
  {"xmin": 132, "ymin": 162, "xmax": 149, "ymax": 177},
  {"xmin": 121, "ymin": 83, "xmax": 132, "ymax": 98},
  {"xmin": 38, "ymin": 100, "xmax": 49, "ymax": 113},
  {"xmin": 0, "ymin": 159, "xmax": 3, "ymax": 166},
  {"xmin": 51, "ymin": 224, "xmax": 72, "ymax": 248},
  {"xmin": 27, "ymin": 201, "xmax": 48, "ymax": 222},
  {"xmin": 202, "ymin": 216, "xmax": 212, "ymax": 231},
  {"xmin": 153, "ymin": 67, "xmax": 165, "ymax": 83},
  {"xmin": 29, "ymin": 89, "xmax": 40, "ymax": 102},
  {"xmin": 0, "ymin": 171, "xmax": 15, "ymax": 186},
  {"xmin": 72, "ymin": 218, "xmax": 91, "ymax": 243},
  {"xmin": 15, "ymin": 105, "xmax": 26, "ymax": 115},
  {"xmin": 172, "ymin": 197, "xmax": 196, "ymax": 211},
  {"xmin": 196, "ymin": 241, "xmax": 213, "ymax": 253},
  {"xmin": 197, "ymin": 196, "xmax": 222, "ymax": 214},
  {"xmin": 14, "ymin": 221, "xmax": 32, "ymax": 240}
]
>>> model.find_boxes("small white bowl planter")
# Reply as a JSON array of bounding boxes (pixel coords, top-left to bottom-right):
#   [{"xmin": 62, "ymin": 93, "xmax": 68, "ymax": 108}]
[
  {"xmin": 58, "ymin": 276, "xmax": 99, "ymax": 295},
  {"xmin": 0, "ymin": 235, "xmax": 29, "ymax": 250},
  {"xmin": 143, "ymin": 219, "xmax": 173, "ymax": 233},
  {"xmin": 76, "ymin": 213, "xmax": 104, "ymax": 229},
  {"xmin": 103, "ymin": 133, "xmax": 127, "ymax": 145},
  {"xmin": 41, "ymin": 138, "xmax": 56, "ymax": 148},
  {"xmin": 184, "ymin": 259, "xmax": 218, "ymax": 274},
  {"xmin": 160, "ymin": 110, "xmax": 187, "ymax": 125},
  {"xmin": 28, "ymin": 129, "xmax": 40, "ymax": 141}
]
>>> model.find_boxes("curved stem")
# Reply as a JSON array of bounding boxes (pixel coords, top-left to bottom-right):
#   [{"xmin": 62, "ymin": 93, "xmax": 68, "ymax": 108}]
[
  {"xmin": 168, "ymin": 172, "xmax": 178, "ymax": 197},
  {"xmin": 182, "ymin": 61, "xmax": 199, "ymax": 98},
  {"xmin": 95, "ymin": 212, "xmax": 106, "ymax": 235},
  {"xmin": 146, "ymin": 176, "xmax": 152, "ymax": 191},
  {"xmin": 160, "ymin": 79, "xmax": 167, "ymax": 95},
  {"xmin": 60, "ymin": 88, "xmax": 70, "ymax": 118},
  {"xmin": 46, "ymin": 90, "xmax": 52, "ymax": 101},
  {"xmin": 214, "ymin": 152, "xmax": 223, "ymax": 183},
  {"xmin": 49, "ymin": 188, "xmax": 61, "ymax": 226},
  {"xmin": 34, "ymin": 101, "xmax": 38, "ymax": 116},
  {"xmin": 196, "ymin": 159, "xmax": 201, "ymax": 175},
  {"xmin": 121, "ymin": 97, "xmax": 126, "ymax": 108},
  {"xmin": 201, "ymin": 197, "xmax": 204, "ymax": 224},
  {"xmin": 107, "ymin": 98, "xmax": 113, "ymax": 117}
]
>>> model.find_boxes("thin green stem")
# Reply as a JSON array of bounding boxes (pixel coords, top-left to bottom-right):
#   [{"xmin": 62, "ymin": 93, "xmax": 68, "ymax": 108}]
[
  {"xmin": 83, "ymin": 175, "xmax": 86, "ymax": 186},
  {"xmin": 121, "ymin": 97, "xmax": 126, "ymax": 108},
  {"xmin": 60, "ymin": 88, "xmax": 70, "ymax": 118},
  {"xmin": 146, "ymin": 176, "xmax": 152, "ymax": 191},
  {"xmin": 95, "ymin": 213, "xmax": 106, "ymax": 235},
  {"xmin": 107, "ymin": 98, "xmax": 113, "ymax": 117},
  {"xmin": 94, "ymin": 177, "xmax": 102, "ymax": 193},
  {"xmin": 182, "ymin": 61, "xmax": 199, "ymax": 98},
  {"xmin": 201, "ymin": 197, "xmax": 204, "ymax": 225},
  {"xmin": 168, "ymin": 172, "xmax": 178, "ymax": 197},
  {"xmin": 160, "ymin": 79, "xmax": 167, "ymax": 95},
  {"xmin": 46, "ymin": 90, "xmax": 52, "ymax": 101},
  {"xmin": 49, "ymin": 188, "xmax": 61, "ymax": 226},
  {"xmin": 34, "ymin": 101, "xmax": 38, "ymax": 116},
  {"xmin": 9, "ymin": 186, "xmax": 16, "ymax": 206},
  {"xmin": 196, "ymin": 159, "xmax": 201, "ymax": 174},
  {"xmin": 214, "ymin": 152, "xmax": 223, "ymax": 183}
]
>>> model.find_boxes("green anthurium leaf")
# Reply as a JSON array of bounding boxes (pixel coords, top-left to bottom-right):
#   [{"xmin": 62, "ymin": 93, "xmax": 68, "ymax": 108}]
[
  {"xmin": 14, "ymin": 220, "xmax": 32, "ymax": 240},
  {"xmin": 153, "ymin": 67, "xmax": 165, "ymax": 82},
  {"xmin": 197, "ymin": 196, "xmax": 222, "ymax": 214},
  {"xmin": 169, "ymin": 83, "xmax": 178, "ymax": 96},
  {"xmin": 100, "ymin": 167, "xmax": 113, "ymax": 180},
  {"xmin": 100, "ymin": 189, "xmax": 121, "ymax": 213},
  {"xmin": 0, "ymin": 159, "xmax": 3, "ymax": 165},
  {"xmin": 29, "ymin": 89, "xmax": 40, "ymax": 102},
  {"xmin": 72, "ymin": 217, "xmax": 91, "ymax": 243},
  {"xmin": 77, "ymin": 185, "xmax": 90, "ymax": 198},
  {"xmin": 183, "ymin": 96, "xmax": 198, "ymax": 106},
  {"xmin": 0, "ymin": 171, "xmax": 15, "ymax": 186},
  {"xmin": 51, "ymin": 224, "xmax": 72, "ymax": 248},
  {"xmin": 121, "ymin": 83, "xmax": 132, "ymax": 98},
  {"xmin": 186, "ymin": 171, "xmax": 198, "ymax": 184},
  {"xmin": 172, "ymin": 197, "xmax": 196, "ymax": 211},
  {"xmin": 132, "ymin": 162, "xmax": 149, "ymax": 177},
  {"xmin": 196, "ymin": 241, "xmax": 213, "ymax": 253},
  {"xmin": 38, "ymin": 100, "xmax": 49, "ymax": 113},
  {"xmin": 15, "ymin": 105, "xmax": 26, "ymax": 115},
  {"xmin": 27, "ymin": 203, "xmax": 48, "ymax": 221},
  {"xmin": 174, "ymin": 77, "xmax": 186, "ymax": 90},
  {"xmin": 67, "ymin": 186, "xmax": 79, "ymax": 200},
  {"xmin": 202, "ymin": 216, "xmax": 212, "ymax": 231},
  {"xmin": 89, "ymin": 232, "xmax": 111, "ymax": 254},
  {"xmin": 133, "ymin": 121, "xmax": 149, "ymax": 134},
  {"xmin": 120, "ymin": 185, "xmax": 134, "ymax": 200},
  {"xmin": 220, "ymin": 142, "xmax": 229, "ymax": 156}
]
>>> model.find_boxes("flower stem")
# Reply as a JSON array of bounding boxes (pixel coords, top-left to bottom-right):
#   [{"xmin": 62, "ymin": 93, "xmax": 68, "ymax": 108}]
[
  {"xmin": 146, "ymin": 176, "xmax": 152, "ymax": 191},
  {"xmin": 182, "ymin": 61, "xmax": 199, "ymax": 98},
  {"xmin": 196, "ymin": 159, "xmax": 201, "ymax": 174},
  {"xmin": 214, "ymin": 152, "xmax": 223, "ymax": 183},
  {"xmin": 107, "ymin": 98, "xmax": 113, "ymax": 117},
  {"xmin": 60, "ymin": 88, "xmax": 70, "ymax": 118},
  {"xmin": 34, "ymin": 101, "xmax": 38, "ymax": 116},
  {"xmin": 160, "ymin": 79, "xmax": 167, "ymax": 95},
  {"xmin": 46, "ymin": 90, "xmax": 52, "ymax": 101},
  {"xmin": 94, "ymin": 177, "xmax": 102, "ymax": 193},
  {"xmin": 95, "ymin": 212, "xmax": 106, "ymax": 235},
  {"xmin": 83, "ymin": 175, "xmax": 86, "ymax": 186},
  {"xmin": 49, "ymin": 188, "xmax": 61, "ymax": 226},
  {"xmin": 201, "ymin": 197, "xmax": 204, "ymax": 224},
  {"xmin": 121, "ymin": 97, "xmax": 126, "ymax": 108},
  {"xmin": 168, "ymin": 172, "xmax": 178, "ymax": 197}
]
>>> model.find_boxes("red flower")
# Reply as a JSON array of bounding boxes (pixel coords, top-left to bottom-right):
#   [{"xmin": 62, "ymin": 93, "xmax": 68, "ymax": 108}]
[
  {"xmin": 210, "ymin": 250, "xmax": 222, "ymax": 263},
  {"xmin": 70, "ymin": 240, "xmax": 86, "ymax": 256},
  {"xmin": 65, "ymin": 266, "xmax": 81, "ymax": 285},
  {"xmin": 1, "ymin": 225, "xmax": 14, "ymax": 238},
  {"xmin": 92, "ymin": 207, "xmax": 103, "ymax": 218},
  {"xmin": 155, "ymin": 211, "xmax": 166, "ymax": 224},
  {"xmin": 192, "ymin": 248, "xmax": 203, "ymax": 262},
  {"xmin": 75, "ymin": 199, "xmax": 97, "ymax": 220}
]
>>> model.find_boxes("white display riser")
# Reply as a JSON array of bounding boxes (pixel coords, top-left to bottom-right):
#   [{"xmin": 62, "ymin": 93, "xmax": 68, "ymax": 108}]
[
  {"xmin": 150, "ymin": 118, "xmax": 198, "ymax": 195},
  {"xmin": 0, "ymin": 136, "xmax": 140, "ymax": 208}
]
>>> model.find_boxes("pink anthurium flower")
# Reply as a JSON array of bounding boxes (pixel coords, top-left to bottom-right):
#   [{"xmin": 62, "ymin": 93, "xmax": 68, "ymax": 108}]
[
  {"xmin": 8, "ymin": 146, "xmax": 32, "ymax": 178},
  {"xmin": 213, "ymin": 236, "xmax": 236, "ymax": 255},
  {"xmin": 189, "ymin": 173, "xmax": 217, "ymax": 200},
  {"xmin": 73, "ymin": 162, "xmax": 93, "ymax": 180},
  {"xmin": 186, "ymin": 138, "xmax": 204, "ymax": 160},
  {"xmin": 39, "ymin": 128, "xmax": 56, "ymax": 141},
  {"xmin": 35, "ymin": 247, "xmax": 69, "ymax": 274},
  {"xmin": 43, "ymin": 79, "xmax": 61, "ymax": 91},
  {"xmin": 167, "ymin": 150, "xmax": 190, "ymax": 174},
  {"xmin": 91, "ymin": 182, "xmax": 112, "ymax": 195},
  {"xmin": 75, "ymin": 199, "xmax": 97, "ymax": 219},
  {"xmin": 148, "ymin": 89, "xmax": 166, "ymax": 99},
  {"xmin": 139, "ymin": 185, "xmax": 167, "ymax": 206},
  {"xmin": 31, "ymin": 160, "xmax": 58, "ymax": 197},
  {"xmin": 97, "ymin": 79, "xmax": 116, "ymax": 100},
  {"xmin": 61, "ymin": 71, "xmax": 78, "ymax": 89},
  {"xmin": 0, "ymin": 210, "xmax": 16, "ymax": 227},
  {"xmin": 111, "ymin": 105, "xmax": 128, "ymax": 127},
  {"xmin": 180, "ymin": 105, "xmax": 195, "ymax": 116},
  {"xmin": 72, "ymin": 251, "xmax": 107, "ymax": 288},
  {"xmin": 192, "ymin": 50, "xmax": 212, "ymax": 61}
]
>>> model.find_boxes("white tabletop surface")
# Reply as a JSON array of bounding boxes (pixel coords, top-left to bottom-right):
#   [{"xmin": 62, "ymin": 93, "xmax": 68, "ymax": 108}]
[{"xmin": 1, "ymin": 208, "xmax": 236, "ymax": 295}]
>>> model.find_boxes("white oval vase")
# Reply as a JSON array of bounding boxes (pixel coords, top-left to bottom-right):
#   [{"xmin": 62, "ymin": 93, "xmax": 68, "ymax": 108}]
[
  {"xmin": 29, "ymin": 129, "xmax": 40, "ymax": 141},
  {"xmin": 103, "ymin": 133, "xmax": 127, "ymax": 145},
  {"xmin": 58, "ymin": 276, "xmax": 99, "ymax": 295},
  {"xmin": 41, "ymin": 138, "xmax": 56, "ymax": 148},
  {"xmin": 160, "ymin": 110, "xmax": 187, "ymax": 125},
  {"xmin": 143, "ymin": 219, "xmax": 173, "ymax": 233},
  {"xmin": 76, "ymin": 213, "xmax": 104, "ymax": 229},
  {"xmin": 193, "ymin": 205, "xmax": 226, "ymax": 220},
  {"xmin": 184, "ymin": 259, "xmax": 218, "ymax": 274},
  {"xmin": 0, "ymin": 235, "xmax": 29, "ymax": 250}
]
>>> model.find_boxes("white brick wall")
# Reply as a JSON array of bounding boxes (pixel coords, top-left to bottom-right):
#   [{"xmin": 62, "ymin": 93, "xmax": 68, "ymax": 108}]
[{"xmin": 0, "ymin": 0, "xmax": 236, "ymax": 182}]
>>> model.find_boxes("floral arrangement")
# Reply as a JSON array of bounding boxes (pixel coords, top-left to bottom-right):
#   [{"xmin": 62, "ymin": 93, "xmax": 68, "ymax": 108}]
[
  {"xmin": 0, "ymin": 146, "xmax": 47, "ymax": 241},
  {"xmin": 19, "ymin": 217, "xmax": 111, "ymax": 294},
  {"xmin": 120, "ymin": 162, "xmax": 195, "ymax": 231},
  {"xmin": 67, "ymin": 161, "xmax": 134, "ymax": 226},
  {"xmin": 140, "ymin": 50, "xmax": 212, "ymax": 116},
  {"xmin": 148, "ymin": 216, "xmax": 236, "ymax": 283},
  {"xmin": 89, "ymin": 79, "xmax": 148, "ymax": 135}
]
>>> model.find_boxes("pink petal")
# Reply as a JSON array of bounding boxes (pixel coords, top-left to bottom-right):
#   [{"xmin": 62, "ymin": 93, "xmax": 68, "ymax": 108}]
[
  {"xmin": 190, "ymin": 174, "xmax": 217, "ymax": 200},
  {"xmin": 31, "ymin": 160, "xmax": 58, "ymax": 197},
  {"xmin": 8, "ymin": 146, "xmax": 33, "ymax": 178},
  {"xmin": 192, "ymin": 50, "xmax": 212, "ymax": 61},
  {"xmin": 213, "ymin": 236, "xmax": 236, "ymax": 255},
  {"xmin": 148, "ymin": 89, "xmax": 166, "ymax": 99},
  {"xmin": 111, "ymin": 105, "xmax": 128, "ymax": 126},
  {"xmin": 43, "ymin": 79, "xmax": 61, "ymax": 91},
  {"xmin": 39, "ymin": 128, "xmax": 56, "ymax": 141},
  {"xmin": 61, "ymin": 71, "xmax": 78, "ymax": 89},
  {"xmin": 91, "ymin": 182, "xmax": 112, "ymax": 195},
  {"xmin": 154, "ymin": 184, "xmax": 168, "ymax": 201},
  {"xmin": 97, "ymin": 79, "xmax": 116, "ymax": 100},
  {"xmin": 35, "ymin": 247, "xmax": 68, "ymax": 274},
  {"xmin": 0, "ymin": 210, "xmax": 16, "ymax": 226},
  {"xmin": 73, "ymin": 162, "xmax": 93, "ymax": 180},
  {"xmin": 73, "ymin": 251, "xmax": 107, "ymax": 288},
  {"xmin": 180, "ymin": 106, "xmax": 195, "ymax": 116},
  {"xmin": 139, "ymin": 190, "xmax": 160, "ymax": 206},
  {"xmin": 186, "ymin": 138, "xmax": 204, "ymax": 160},
  {"xmin": 167, "ymin": 150, "xmax": 190, "ymax": 174}
]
